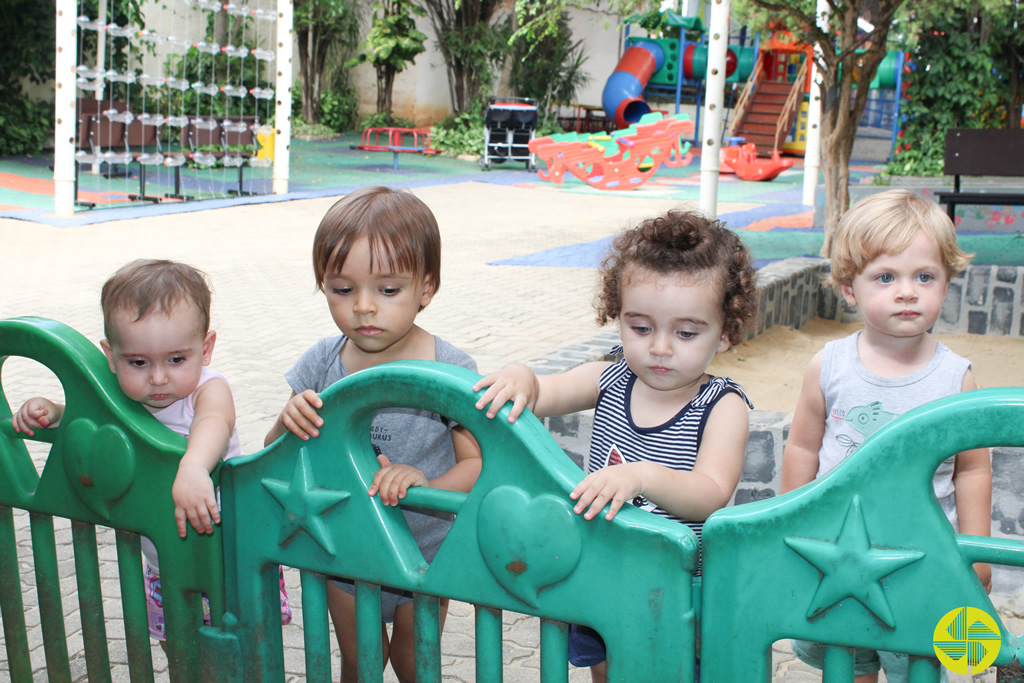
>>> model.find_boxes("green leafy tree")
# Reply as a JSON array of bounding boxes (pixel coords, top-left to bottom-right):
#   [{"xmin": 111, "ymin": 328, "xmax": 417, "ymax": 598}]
[
  {"xmin": 511, "ymin": 0, "xmax": 653, "ymax": 43},
  {"xmin": 347, "ymin": 0, "xmax": 428, "ymax": 115},
  {"xmin": 734, "ymin": 0, "xmax": 909, "ymax": 256},
  {"xmin": 295, "ymin": 0, "xmax": 362, "ymax": 124},
  {"xmin": 421, "ymin": 0, "xmax": 511, "ymax": 114},
  {"xmin": 888, "ymin": 14, "xmax": 1004, "ymax": 176},
  {"xmin": 510, "ymin": 12, "xmax": 589, "ymax": 127}
]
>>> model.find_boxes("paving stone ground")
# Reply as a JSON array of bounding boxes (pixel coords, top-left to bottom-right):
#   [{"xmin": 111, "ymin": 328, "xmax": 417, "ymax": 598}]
[{"xmin": 0, "ymin": 183, "xmax": 1014, "ymax": 681}]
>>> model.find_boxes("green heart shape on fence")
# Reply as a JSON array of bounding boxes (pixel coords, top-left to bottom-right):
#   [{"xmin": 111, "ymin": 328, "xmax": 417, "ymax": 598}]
[
  {"xmin": 62, "ymin": 418, "xmax": 136, "ymax": 518},
  {"xmin": 477, "ymin": 486, "xmax": 582, "ymax": 607}
]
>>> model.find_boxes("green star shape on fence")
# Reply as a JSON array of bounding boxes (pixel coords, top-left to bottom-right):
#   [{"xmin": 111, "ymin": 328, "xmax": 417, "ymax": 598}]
[
  {"xmin": 262, "ymin": 447, "xmax": 350, "ymax": 556},
  {"xmin": 785, "ymin": 496, "xmax": 924, "ymax": 628}
]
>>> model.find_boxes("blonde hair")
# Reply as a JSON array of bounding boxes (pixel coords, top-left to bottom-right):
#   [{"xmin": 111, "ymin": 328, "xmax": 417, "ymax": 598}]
[
  {"xmin": 827, "ymin": 189, "xmax": 972, "ymax": 292},
  {"xmin": 312, "ymin": 186, "xmax": 441, "ymax": 292},
  {"xmin": 101, "ymin": 259, "xmax": 212, "ymax": 342}
]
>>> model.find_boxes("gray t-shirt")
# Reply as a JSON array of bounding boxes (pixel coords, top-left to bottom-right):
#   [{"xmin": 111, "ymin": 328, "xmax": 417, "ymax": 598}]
[
  {"xmin": 817, "ymin": 331, "xmax": 970, "ymax": 528},
  {"xmin": 285, "ymin": 335, "xmax": 477, "ymax": 562}
]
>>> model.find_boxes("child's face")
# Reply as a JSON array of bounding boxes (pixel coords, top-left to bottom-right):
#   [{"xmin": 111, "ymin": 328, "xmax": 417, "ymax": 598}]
[
  {"xmin": 323, "ymin": 237, "xmax": 434, "ymax": 357},
  {"xmin": 618, "ymin": 268, "xmax": 730, "ymax": 396},
  {"xmin": 842, "ymin": 231, "xmax": 949, "ymax": 340},
  {"xmin": 100, "ymin": 302, "xmax": 215, "ymax": 411}
]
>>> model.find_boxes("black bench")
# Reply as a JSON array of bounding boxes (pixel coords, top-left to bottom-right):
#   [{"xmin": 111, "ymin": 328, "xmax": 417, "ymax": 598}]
[{"xmin": 935, "ymin": 128, "xmax": 1024, "ymax": 223}]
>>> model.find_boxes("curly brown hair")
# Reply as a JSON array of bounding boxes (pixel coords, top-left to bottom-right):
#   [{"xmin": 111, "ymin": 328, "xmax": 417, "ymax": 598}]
[{"xmin": 595, "ymin": 210, "xmax": 759, "ymax": 346}]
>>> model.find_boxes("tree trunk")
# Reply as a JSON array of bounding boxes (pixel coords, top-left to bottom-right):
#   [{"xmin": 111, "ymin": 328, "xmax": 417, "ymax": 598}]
[
  {"xmin": 377, "ymin": 66, "xmax": 395, "ymax": 114},
  {"xmin": 816, "ymin": 0, "xmax": 901, "ymax": 257}
]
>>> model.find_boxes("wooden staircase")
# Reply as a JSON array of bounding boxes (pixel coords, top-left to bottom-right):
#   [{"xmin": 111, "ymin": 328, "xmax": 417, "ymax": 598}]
[
  {"xmin": 732, "ymin": 81, "xmax": 790, "ymax": 155},
  {"xmin": 727, "ymin": 58, "xmax": 808, "ymax": 157}
]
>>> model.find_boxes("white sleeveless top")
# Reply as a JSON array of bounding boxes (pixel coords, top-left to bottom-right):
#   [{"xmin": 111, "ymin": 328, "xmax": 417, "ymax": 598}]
[{"xmin": 142, "ymin": 367, "xmax": 242, "ymax": 569}]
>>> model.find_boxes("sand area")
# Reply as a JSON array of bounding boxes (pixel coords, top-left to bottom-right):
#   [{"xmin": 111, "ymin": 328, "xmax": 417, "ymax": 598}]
[{"xmin": 710, "ymin": 318, "xmax": 1024, "ymax": 413}]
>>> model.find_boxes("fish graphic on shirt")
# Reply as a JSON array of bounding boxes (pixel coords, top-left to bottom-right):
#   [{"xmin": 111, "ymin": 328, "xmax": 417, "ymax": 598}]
[{"xmin": 835, "ymin": 401, "xmax": 897, "ymax": 456}]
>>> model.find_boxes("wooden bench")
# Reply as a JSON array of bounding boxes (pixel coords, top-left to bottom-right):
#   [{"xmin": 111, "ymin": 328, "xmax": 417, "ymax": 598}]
[{"xmin": 935, "ymin": 128, "xmax": 1024, "ymax": 223}]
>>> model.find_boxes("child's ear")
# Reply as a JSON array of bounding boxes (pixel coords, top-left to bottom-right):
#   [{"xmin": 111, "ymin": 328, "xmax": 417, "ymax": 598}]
[
  {"xmin": 202, "ymin": 330, "xmax": 217, "ymax": 366},
  {"xmin": 841, "ymin": 284, "xmax": 858, "ymax": 307},
  {"xmin": 717, "ymin": 333, "xmax": 731, "ymax": 354},
  {"xmin": 100, "ymin": 339, "xmax": 117, "ymax": 373},
  {"xmin": 419, "ymin": 276, "xmax": 437, "ymax": 309}
]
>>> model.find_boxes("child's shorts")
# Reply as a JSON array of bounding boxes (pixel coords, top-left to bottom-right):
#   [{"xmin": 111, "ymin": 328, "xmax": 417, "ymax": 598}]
[
  {"xmin": 331, "ymin": 578, "xmax": 413, "ymax": 624},
  {"xmin": 568, "ymin": 624, "xmax": 606, "ymax": 667},
  {"xmin": 145, "ymin": 561, "xmax": 293, "ymax": 640},
  {"xmin": 789, "ymin": 639, "xmax": 947, "ymax": 683}
]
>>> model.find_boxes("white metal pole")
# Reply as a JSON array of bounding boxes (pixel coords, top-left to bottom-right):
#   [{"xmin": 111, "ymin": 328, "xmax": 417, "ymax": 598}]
[
  {"xmin": 698, "ymin": 0, "xmax": 729, "ymax": 217},
  {"xmin": 273, "ymin": 0, "xmax": 294, "ymax": 195},
  {"xmin": 802, "ymin": 0, "xmax": 828, "ymax": 207},
  {"xmin": 54, "ymin": 0, "xmax": 77, "ymax": 217},
  {"xmin": 90, "ymin": 0, "xmax": 107, "ymax": 174}
]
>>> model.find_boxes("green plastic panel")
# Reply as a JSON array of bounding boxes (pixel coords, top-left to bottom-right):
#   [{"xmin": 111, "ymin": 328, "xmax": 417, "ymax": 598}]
[
  {"xmin": 210, "ymin": 360, "xmax": 698, "ymax": 682},
  {"xmin": 0, "ymin": 317, "xmax": 225, "ymax": 682},
  {"xmin": 701, "ymin": 387, "xmax": 1024, "ymax": 681}
]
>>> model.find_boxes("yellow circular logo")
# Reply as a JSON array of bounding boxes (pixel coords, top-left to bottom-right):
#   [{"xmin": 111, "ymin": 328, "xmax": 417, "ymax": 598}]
[{"xmin": 933, "ymin": 606, "xmax": 1001, "ymax": 674}]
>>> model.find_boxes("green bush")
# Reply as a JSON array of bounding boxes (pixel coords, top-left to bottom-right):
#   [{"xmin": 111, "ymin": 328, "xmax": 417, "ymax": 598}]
[
  {"xmin": 0, "ymin": 97, "xmax": 52, "ymax": 156},
  {"xmin": 430, "ymin": 111, "xmax": 484, "ymax": 157},
  {"xmin": 887, "ymin": 19, "xmax": 1004, "ymax": 177},
  {"xmin": 320, "ymin": 87, "xmax": 359, "ymax": 133},
  {"xmin": 361, "ymin": 111, "xmax": 416, "ymax": 130}
]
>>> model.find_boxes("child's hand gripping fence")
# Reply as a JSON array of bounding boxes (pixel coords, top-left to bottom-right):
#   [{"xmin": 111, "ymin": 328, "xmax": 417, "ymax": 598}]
[
  {"xmin": 202, "ymin": 360, "xmax": 700, "ymax": 682},
  {"xmin": 0, "ymin": 317, "xmax": 225, "ymax": 683},
  {"xmin": 701, "ymin": 388, "xmax": 1024, "ymax": 682}
]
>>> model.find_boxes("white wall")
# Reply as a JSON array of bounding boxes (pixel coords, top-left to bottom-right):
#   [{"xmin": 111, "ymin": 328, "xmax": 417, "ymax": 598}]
[{"xmin": 565, "ymin": 6, "xmax": 624, "ymax": 108}]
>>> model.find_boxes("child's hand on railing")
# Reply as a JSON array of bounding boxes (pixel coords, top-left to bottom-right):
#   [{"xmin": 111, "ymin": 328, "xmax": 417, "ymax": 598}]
[
  {"xmin": 369, "ymin": 453, "xmax": 428, "ymax": 507},
  {"xmin": 472, "ymin": 363, "xmax": 539, "ymax": 422},
  {"xmin": 172, "ymin": 461, "xmax": 221, "ymax": 537},
  {"xmin": 11, "ymin": 397, "xmax": 64, "ymax": 437},
  {"xmin": 280, "ymin": 390, "xmax": 324, "ymax": 440}
]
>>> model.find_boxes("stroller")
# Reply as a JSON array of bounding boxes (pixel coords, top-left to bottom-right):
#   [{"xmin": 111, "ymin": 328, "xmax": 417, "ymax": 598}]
[{"xmin": 480, "ymin": 97, "xmax": 538, "ymax": 171}]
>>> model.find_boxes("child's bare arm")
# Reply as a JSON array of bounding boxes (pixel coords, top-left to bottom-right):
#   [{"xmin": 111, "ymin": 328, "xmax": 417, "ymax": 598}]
[
  {"xmin": 781, "ymin": 350, "xmax": 827, "ymax": 494},
  {"xmin": 265, "ymin": 390, "xmax": 324, "ymax": 445},
  {"xmin": 172, "ymin": 378, "xmax": 236, "ymax": 538},
  {"xmin": 474, "ymin": 361, "xmax": 607, "ymax": 422},
  {"xmin": 11, "ymin": 398, "xmax": 65, "ymax": 437},
  {"xmin": 369, "ymin": 426, "xmax": 482, "ymax": 506},
  {"xmin": 953, "ymin": 370, "xmax": 993, "ymax": 591},
  {"xmin": 570, "ymin": 392, "xmax": 749, "ymax": 521}
]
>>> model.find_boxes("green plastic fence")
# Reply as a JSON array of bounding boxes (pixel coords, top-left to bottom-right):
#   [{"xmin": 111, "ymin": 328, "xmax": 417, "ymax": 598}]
[
  {"xmin": 701, "ymin": 387, "xmax": 1024, "ymax": 681},
  {"xmin": 0, "ymin": 317, "xmax": 225, "ymax": 683},
  {"xmin": 5, "ymin": 316, "xmax": 1023, "ymax": 682},
  {"xmin": 201, "ymin": 359, "xmax": 698, "ymax": 682}
]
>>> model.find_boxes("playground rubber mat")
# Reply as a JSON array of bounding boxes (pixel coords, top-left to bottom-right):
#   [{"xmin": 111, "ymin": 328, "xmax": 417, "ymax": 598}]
[{"xmin": 1, "ymin": 137, "xmax": 1021, "ymax": 268}]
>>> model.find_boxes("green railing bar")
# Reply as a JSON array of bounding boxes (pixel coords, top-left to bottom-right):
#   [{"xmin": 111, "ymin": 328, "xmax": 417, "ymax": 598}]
[
  {"xmin": 115, "ymin": 530, "xmax": 154, "ymax": 683},
  {"xmin": 539, "ymin": 618, "xmax": 569, "ymax": 683},
  {"xmin": 0, "ymin": 505, "xmax": 32, "ymax": 681},
  {"xmin": 822, "ymin": 644, "xmax": 854, "ymax": 681},
  {"xmin": 475, "ymin": 605, "xmax": 503, "ymax": 682},
  {"xmin": 300, "ymin": 570, "xmax": 332, "ymax": 683},
  {"xmin": 399, "ymin": 487, "xmax": 466, "ymax": 516},
  {"xmin": 908, "ymin": 655, "xmax": 942, "ymax": 683},
  {"xmin": 355, "ymin": 580, "xmax": 383, "ymax": 682},
  {"xmin": 0, "ymin": 417, "xmax": 57, "ymax": 443},
  {"xmin": 30, "ymin": 512, "xmax": 72, "ymax": 683},
  {"xmin": 413, "ymin": 594, "xmax": 441, "ymax": 682},
  {"xmin": 72, "ymin": 521, "xmax": 112, "ymax": 683},
  {"xmin": 957, "ymin": 534, "xmax": 1024, "ymax": 567}
]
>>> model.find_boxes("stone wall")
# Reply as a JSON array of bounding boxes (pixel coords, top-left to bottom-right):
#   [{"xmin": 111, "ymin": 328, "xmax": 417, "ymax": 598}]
[{"xmin": 526, "ymin": 256, "xmax": 1024, "ymax": 614}]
